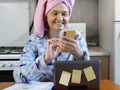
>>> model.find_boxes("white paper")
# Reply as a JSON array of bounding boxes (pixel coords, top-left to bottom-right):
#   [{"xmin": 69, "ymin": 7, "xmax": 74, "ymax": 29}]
[{"xmin": 3, "ymin": 81, "xmax": 54, "ymax": 90}]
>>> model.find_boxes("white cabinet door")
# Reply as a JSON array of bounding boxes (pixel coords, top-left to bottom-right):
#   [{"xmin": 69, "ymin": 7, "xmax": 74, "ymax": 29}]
[
  {"xmin": 115, "ymin": 0, "xmax": 120, "ymax": 20},
  {"xmin": 114, "ymin": 22, "xmax": 120, "ymax": 85}
]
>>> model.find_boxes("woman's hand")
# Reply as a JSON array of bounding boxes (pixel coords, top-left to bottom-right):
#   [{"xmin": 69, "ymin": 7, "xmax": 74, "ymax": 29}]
[
  {"xmin": 59, "ymin": 35, "xmax": 84, "ymax": 60},
  {"xmin": 45, "ymin": 38, "xmax": 60, "ymax": 64}
]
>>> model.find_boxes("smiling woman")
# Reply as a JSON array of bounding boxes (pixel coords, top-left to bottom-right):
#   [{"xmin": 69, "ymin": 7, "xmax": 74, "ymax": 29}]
[
  {"xmin": 46, "ymin": 3, "xmax": 69, "ymax": 31},
  {"xmin": 13, "ymin": 0, "xmax": 90, "ymax": 83}
]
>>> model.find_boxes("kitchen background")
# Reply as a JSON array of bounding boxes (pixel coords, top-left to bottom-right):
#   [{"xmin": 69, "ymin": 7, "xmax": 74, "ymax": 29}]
[
  {"xmin": 0, "ymin": 0, "xmax": 120, "ymax": 85},
  {"xmin": 36, "ymin": 0, "xmax": 99, "ymax": 45},
  {"xmin": 71, "ymin": 0, "xmax": 98, "ymax": 45},
  {"xmin": 30, "ymin": 0, "xmax": 99, "ymax": 45}
]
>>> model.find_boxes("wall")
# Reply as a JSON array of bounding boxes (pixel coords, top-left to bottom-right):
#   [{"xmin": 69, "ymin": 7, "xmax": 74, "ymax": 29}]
[
  {"xmin": 99, "ymin": 0, "xmax": 114, "ymax": 81},
  {"xmin": 98, "ymin": 0, "xmax": 113, "ymax": 51},
  {"xmin": 70, "ymin": 0, "xmax": 98, "ymax": 40}
]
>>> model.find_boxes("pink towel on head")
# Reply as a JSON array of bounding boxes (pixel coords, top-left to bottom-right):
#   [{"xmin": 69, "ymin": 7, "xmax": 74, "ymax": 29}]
[{"xmin": 34, "ymin": 0, "xmax": 75, "ymax": 38}]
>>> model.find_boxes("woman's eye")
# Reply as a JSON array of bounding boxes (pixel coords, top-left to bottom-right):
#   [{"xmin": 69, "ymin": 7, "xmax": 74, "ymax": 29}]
[
  {"xmin": 62, "ymin": 13, "xmax": 68, "ymax": 16},
  {"xmin": 52, "ymin": 12, "xmax": 57, "ymax": 16}
]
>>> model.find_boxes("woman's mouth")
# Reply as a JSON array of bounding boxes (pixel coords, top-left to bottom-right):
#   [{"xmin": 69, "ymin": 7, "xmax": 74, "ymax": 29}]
[{"xmin": 55, "ymin": 22, "xmax": 64, "ymax": 26}]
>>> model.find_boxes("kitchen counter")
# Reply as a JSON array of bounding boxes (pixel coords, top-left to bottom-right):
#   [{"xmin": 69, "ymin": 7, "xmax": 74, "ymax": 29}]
[
  {"xmin": 88, "ymin": 47, "xmax": 110, "ymax": 79},
  {"xmin": 88, "ymin": 47, "xmax": 111, "ymax": 56}
]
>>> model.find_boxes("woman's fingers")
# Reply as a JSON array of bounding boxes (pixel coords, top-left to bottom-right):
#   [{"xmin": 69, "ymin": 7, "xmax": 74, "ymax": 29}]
[
  {"xmin": 59, "ymin": 36, "xmax": 78, "ymax": 48},
  {"xmin": 61, "ymin": 36, "xmax": 76, "ymax": 43},
  {"xmin": 59, "ymin": 41, "xmax": 77, "ymax": 52},
  {"xmin": 59, "ymin": 35, "xmax": 80, "ymax": 53},
  {"xmin": 46, "ymin": 38, "xmax": 60, "ymax": 59},
  {"xmin": 61, "ymin": 34, "xmax": 79, "ymax": 43},
  {"xmin": 59, "ymin": 39, "xmax": 76, "ymax": 49}
]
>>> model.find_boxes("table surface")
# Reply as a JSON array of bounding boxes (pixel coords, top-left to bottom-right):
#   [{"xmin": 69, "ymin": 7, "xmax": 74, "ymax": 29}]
[{"xmin": 0, "ymin": 80, "xmax": 120, "ymax": 90}]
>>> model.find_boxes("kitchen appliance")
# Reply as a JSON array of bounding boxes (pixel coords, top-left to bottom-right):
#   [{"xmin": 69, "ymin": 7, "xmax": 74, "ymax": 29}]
[
  {"xmin": 99, "ymin": 0, "xmax": 120, "ymax": 85},
  {"xmin": 113, "ymin": 0, "xmax": 120, "ymax": 84},
  {"xmin": 0, "ymin": 0, "xmax": 29, "ymax": 47},
  {"xmin": 0, "ymin": 0, "xmax": 30, "ymax": 81},
  {"xmin": 0, "ymin": 47, "xmax": 22, "ymax": 71},
  {"xmin": 0, "ymin": 0, "xmax": 29, "ymax": 70}
]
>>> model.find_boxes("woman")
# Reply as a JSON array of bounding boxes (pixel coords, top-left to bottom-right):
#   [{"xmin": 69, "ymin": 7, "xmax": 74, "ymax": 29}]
[{"xmin": 13, "ymin": 0, "xmax": 90, "ymax": 83}]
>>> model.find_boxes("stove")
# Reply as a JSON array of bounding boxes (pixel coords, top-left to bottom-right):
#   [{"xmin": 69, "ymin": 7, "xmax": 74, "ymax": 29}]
[
  {"xmin": 0, "ymin": 0, "xmax": 31, "ymax": 81},
  {"xmin": 0, "ymin": 47, "xmax": 22, "ymax": 71},
  {"xmin": 0, "ymin": 47, "xmax": 23, "ymax": 54}
]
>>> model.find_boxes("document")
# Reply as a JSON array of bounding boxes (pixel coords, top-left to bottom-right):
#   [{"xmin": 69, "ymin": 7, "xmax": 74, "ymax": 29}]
[
  {"xmin": 83, "ymin": 66, "xmax": 96, "ymax": 82},
  {"xmin": 71, "ymin": 69, "xmax": 82, "ymax": 84},
  {"xmin": 3, "ymin": 81, "xmax": 54, "ymax": 90},
  {"xmin": 59, "ymin": 71, "xmax": 71, "ymax": 86}
]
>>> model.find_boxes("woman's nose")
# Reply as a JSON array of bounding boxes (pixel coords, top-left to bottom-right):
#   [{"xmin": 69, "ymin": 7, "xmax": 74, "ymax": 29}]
[{"xmin": 57, "ymin": 14, "xmax": 63, "ymax": 21}]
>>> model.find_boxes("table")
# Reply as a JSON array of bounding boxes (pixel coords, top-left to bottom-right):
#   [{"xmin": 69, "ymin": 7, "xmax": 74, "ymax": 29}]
[
  {"xmin": 0, "ymin": 80, "xmax": 120, "ymax": 90},
  {"xmin": 100, "ymin": 80, "xmax": 120, "ymax": 90}
]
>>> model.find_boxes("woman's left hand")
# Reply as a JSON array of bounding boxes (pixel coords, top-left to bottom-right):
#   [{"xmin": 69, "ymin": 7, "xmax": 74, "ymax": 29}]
[
  {"xmin": 45, "ymin": 38, "xmax": 60, "ymax": 64},
  {"xmin": 59, "ymin": 35, "xmax": 84, "ymax": 60}
]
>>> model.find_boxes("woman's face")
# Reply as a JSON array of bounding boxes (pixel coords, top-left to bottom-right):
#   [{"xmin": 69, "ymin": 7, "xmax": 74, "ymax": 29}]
[{"xmin": 46, "ymin": 3, "xmax": 70, "ymax": 31}]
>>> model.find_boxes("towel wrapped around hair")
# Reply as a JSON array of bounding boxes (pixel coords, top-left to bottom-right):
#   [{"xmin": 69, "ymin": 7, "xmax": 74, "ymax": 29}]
[{"xmin": 34, "ymin": 0, "xmax": 75, "ymax": 37}]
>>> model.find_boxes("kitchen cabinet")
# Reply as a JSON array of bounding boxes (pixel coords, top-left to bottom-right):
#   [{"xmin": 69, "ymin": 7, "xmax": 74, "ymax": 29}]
[
  {"xmin": 91, "ymin": 56, "xmax": 109, "ymax": 79},
  {"xmin": 89, "ymin": 47, "xmax": 110, "ymax": 80}
]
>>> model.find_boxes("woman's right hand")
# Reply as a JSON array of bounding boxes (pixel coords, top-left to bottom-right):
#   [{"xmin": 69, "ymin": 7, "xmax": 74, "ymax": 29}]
[{"xmin": 45, "ymin": 38, "xmax": 60, "ymax": 64}]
